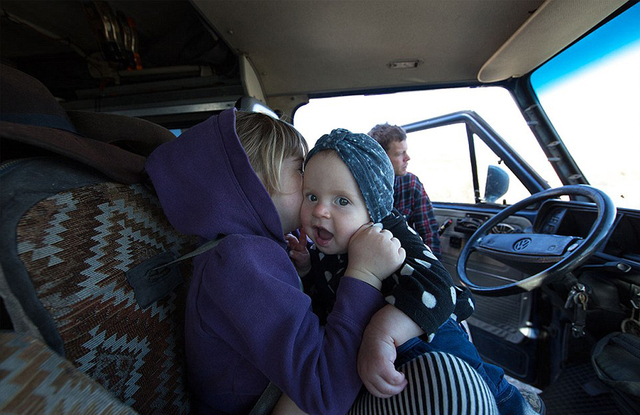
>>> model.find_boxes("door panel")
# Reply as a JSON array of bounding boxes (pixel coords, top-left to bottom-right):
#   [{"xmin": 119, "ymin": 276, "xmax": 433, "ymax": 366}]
[{"xmin": 433, "ymin": 205, "xmax": 544, "ymax": 383}]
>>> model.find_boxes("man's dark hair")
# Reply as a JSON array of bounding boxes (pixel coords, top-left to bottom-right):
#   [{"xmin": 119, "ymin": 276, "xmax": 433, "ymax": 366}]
[{"xmin": 368, "ymin": 123, "xmax": 407, "ymax": 152}]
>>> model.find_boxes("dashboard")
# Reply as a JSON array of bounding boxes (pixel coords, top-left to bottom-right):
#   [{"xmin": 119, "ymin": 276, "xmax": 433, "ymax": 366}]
[{"xmin": 535, "ymin": 200, "xmax": 640, "ymax": 267}]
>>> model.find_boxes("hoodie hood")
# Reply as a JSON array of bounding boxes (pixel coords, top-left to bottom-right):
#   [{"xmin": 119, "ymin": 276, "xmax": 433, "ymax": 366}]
[{"xmin": 145, "ymin": 108, "xmax": 284, "ymax": 243}]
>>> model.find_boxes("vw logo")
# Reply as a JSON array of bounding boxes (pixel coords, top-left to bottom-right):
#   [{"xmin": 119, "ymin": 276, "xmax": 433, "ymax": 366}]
[{"xmin": 513, "ymin": 238, "xmax": 531, "ymax": 251}]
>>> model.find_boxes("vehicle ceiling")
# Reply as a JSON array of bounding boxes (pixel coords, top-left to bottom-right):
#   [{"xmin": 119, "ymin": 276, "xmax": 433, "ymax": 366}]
[{"xmin": 0, "ymin": 0, "xmax": 628, "ymax": 123}]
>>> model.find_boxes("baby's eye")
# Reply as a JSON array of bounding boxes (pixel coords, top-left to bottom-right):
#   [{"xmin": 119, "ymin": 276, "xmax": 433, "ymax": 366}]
[
  {"xmin": 337, "ymin": 197, "xmax": 350, "ymax": 206},
  {"xmin": 307, "ymin": 194, "xmax": 318, "ymax": 202}
]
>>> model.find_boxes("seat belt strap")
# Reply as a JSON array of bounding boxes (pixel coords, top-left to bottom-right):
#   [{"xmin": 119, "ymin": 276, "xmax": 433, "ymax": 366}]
[
  {"xmin": 248, "ymin": 382, "xmax": 283, "ymax": 415},
  {"xmin": 152, "ymin": 236, "xmax": 226, "ymax": 271}
]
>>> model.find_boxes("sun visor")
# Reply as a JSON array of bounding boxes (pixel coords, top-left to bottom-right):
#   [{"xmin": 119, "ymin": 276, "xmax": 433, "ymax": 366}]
[{"xmin": 478, "ymin": 0, "xmax": 627, "ymax": 83}]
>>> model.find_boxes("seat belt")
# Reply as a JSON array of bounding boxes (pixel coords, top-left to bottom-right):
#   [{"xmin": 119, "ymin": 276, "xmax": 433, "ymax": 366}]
[
  {"xmin": 151, "ymin": 236, "xmax": 227, "ymax": 270},
  {"xmin": 248, "ymin": 382, "xmax": 283, "ymax": 415}
]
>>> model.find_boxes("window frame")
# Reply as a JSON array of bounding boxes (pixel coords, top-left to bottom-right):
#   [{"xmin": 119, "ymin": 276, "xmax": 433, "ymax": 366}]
[{"xmin": 402, "ymin": 110, "xmax": 549, "ymax": 205}]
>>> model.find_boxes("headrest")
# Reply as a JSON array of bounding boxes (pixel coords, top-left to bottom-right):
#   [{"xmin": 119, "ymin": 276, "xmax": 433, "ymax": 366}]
[{"xmin": 0, "ymin": 64, "xmax": 175, "ymax": 184}]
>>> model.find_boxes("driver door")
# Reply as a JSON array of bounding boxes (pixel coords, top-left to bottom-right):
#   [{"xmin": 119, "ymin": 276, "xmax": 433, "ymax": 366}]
[{"xmin": 403, "ymin": 111, "xmax": 550, "ymax": 387}]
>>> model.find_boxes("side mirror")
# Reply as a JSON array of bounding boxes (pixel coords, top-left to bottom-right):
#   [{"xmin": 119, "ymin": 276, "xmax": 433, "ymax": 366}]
[{"xmin": 484, "ymin": 165, "xmax": 509, "ymax": 203}]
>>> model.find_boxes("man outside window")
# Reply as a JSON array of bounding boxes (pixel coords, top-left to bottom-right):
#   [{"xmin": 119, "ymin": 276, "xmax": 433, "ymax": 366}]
[{"xmin": 368, "ymin": 123, "xmax": 441, "ymax": 257}]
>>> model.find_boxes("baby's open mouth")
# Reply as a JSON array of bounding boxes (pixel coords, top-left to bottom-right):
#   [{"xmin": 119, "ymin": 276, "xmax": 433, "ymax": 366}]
[{"xmin": 315, "ymin": 226, "xmax": 334, "ymax": 246}]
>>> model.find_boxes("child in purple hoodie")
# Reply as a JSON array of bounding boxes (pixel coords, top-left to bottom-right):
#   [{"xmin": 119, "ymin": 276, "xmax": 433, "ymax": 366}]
[
  {"xmin": 146, "ymin": 109, "xmax": 501, "ymax": 415},
  {"xmin": 146, "ymin": 109, "xmax": 404, "ymax": 414}
]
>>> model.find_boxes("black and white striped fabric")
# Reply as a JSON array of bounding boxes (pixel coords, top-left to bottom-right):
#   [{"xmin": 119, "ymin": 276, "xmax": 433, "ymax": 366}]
[{"xmin": 349, "ymin": 352, "xmax": 498, "ymax": 415}]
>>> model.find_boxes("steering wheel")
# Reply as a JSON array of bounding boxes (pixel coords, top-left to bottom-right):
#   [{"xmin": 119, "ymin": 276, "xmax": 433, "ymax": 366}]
[{"xmin": 457, "ymin": 185, "xmax": 616, "ymax": 296}]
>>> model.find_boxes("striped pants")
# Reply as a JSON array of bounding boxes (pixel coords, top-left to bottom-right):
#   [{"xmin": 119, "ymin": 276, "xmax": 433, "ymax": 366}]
[{"xmin": 349, "ymin": 352, "xmax": 498, "ymax": 415}]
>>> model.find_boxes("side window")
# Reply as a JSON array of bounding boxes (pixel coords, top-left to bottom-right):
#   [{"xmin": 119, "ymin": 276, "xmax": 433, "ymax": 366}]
[{"xmin": 406, "ymin": 126, "xmax": 532, "ymax": 205}]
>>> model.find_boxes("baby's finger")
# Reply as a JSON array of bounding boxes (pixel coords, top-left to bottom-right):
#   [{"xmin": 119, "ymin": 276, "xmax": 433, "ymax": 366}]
[
  {"xmin": 380, "ymin": 365, "xmax": 406, "ymax": 387},
  {"xmin": 397, "ymin": 246, "xmax": 407, "ymax": 262},
  {"xmin": 289, "ymin": 250, "xmax": 304, "ymax": 261},
  {"xmin": 286, "ymin": 233, "xmax": 308, "ymax": 252},
  {"xmin": 284, "ymin": 234, "xmax": 299, "ymax": 244},
  {"xmin": 364, "ymin": 374, "xmax": 407, "ymax": 398}
]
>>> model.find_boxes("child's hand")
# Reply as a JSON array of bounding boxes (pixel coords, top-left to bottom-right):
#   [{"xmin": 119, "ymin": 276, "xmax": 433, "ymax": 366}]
[
  {"xmin": 345, "ymin": 223, "xmax": 406, "ymax": 289},
  {"xmin": 357, "ymin": 323, "xmax": 407, "ymax": 398},
  {"xmin": 285, "ymin": 228, "xmax": 311, "ymax": 276}
]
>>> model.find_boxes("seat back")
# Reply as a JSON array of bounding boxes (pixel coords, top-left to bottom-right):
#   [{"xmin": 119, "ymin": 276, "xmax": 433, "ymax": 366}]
[
  {"xmin": 1, "ymin": 157, "xmax": 200, "ymax": 414},
  {"xmin": 0, "ymin": 65, "xmax": 199, "ymax": 414}
]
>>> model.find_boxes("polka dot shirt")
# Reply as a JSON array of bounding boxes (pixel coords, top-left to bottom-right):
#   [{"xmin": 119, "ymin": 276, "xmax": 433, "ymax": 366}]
[{"xmin": 306, "ymin": 210, "xmax": 475, "ymax": 341}]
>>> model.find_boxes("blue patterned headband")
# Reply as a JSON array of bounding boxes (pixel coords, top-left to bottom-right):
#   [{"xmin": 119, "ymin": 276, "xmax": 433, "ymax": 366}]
[{"xmin": 305, "ymin": 128, "xmax": 394, "ymax": 222}]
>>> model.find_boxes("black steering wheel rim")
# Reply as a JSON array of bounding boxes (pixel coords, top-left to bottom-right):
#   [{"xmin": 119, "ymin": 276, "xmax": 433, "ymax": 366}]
[{"xmin": 456, "ymin": 185, "xmax": 616, "ymax": 296}]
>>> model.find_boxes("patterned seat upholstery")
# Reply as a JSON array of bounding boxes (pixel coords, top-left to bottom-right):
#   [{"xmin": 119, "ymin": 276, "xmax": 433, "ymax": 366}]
[
  {"xmin": 0, "ymin": 64, "xmax": 201, "ymax": 413},
  {"xmin": 1, "ymin": 158, "xmax": 200, "ymax": 414},
  {"xmin": 0, "ymin": 331, "xmax": 136, "ymax": 414}
]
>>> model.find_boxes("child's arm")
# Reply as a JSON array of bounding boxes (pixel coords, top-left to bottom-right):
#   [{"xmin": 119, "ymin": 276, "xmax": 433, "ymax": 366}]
[
  {"xmin": 380, "ymin": 213, "xmax": 465, "ymax": 338},
  {"xmin": 355, "ymin": 213, "xmax": 474, "ymax": 398},
  {"xmin": 357, "ymin": 304, "xmax": 422, "ymax": 398}
]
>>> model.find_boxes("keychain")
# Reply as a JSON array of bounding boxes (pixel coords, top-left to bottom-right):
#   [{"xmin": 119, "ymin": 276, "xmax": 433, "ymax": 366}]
[{"xmin": 621, "ymin": 294, "xmax": 640, "ymax": 336}]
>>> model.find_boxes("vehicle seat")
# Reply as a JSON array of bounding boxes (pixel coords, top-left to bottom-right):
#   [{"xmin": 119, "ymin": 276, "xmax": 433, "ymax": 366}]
[
  {"xmin": 0, "ymin": 330, "xmax": 137, "ymax": 414},
  {"xmin": 0, "ymin": 65, "xmax": 199, "ymax": 414}
]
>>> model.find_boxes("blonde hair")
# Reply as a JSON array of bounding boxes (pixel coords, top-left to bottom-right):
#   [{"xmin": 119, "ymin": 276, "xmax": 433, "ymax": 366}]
[{"xmin": 235, "ymin": 111, "xmax": 308, "ymax": 195}]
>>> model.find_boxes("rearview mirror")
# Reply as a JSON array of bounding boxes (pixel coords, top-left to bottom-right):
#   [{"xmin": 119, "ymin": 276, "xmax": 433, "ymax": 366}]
[{"xmin": 484, "ymin": 165, "xmax": 509, "ymax": 203}]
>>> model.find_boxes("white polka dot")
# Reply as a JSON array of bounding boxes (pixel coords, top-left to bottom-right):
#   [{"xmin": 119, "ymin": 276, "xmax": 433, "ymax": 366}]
[
  {"xmin": 426, "ymin": 333, "xmax": 435, "ymax": 342},
  {"xmin": 415, "ymin": 258, "xmax": 432, "ymax": 269},
  {"xmin": 385, "ymin": 295, "xmax": 396, "ymax": 305},
  {"xmin": 450, "ymin": 313, "xmax": 458, "ymax": 321},
  {"xmin": 392, "ymin": 274, "xmax": 400, "ymax": 284},
  {"xmin": 422, "ymin": 291, "xmax": 437, "ymax": 308},
  {"xmin": 407, "ymin": 225, "xmax": 418, "ymax": 235},
  {"xmin": 423, "ymin": 249, "xmax": 437, "ymax": 260},
  {"xmin": 400, "ymin": 264, "xmax": 414, "ymax": 275},
  {"xmin": 468, "ymin": 298, "xmax": 475, "ymax": 310},
  {"xmin": 450, "ymin": 287, "xmax": 457, "ymax": 304},
  {"xmin": 324, "ymin": 271, "xmax": 332, "ymax": 281},
  {"xmin": 318, "ymin": 252, "xmax": 324, "ymax": 260}
]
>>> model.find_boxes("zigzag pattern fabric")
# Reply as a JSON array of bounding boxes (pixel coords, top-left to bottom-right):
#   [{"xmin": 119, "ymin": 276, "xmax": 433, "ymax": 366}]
[
  {"xmin": 0, "ymin": 332, "xmax": 136, "ymax": 415},
  {"xmin": 15, "ymin": 182, "xmax": 199, "ymax": 414}
]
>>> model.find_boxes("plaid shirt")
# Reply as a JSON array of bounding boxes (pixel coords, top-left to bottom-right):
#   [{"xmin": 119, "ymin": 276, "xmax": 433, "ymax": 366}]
[{"xmin": 394, "ymin": 172, "xmax": 441, "ymax": 256}]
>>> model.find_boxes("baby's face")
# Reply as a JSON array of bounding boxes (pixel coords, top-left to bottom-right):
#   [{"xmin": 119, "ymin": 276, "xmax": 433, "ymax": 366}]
[{"xmin": 300, "ymin": 151, "xmax": 370, "ymax": 255}]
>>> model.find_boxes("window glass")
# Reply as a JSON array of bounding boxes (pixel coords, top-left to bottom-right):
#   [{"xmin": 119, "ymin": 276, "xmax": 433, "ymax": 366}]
[
  {"xmin": 405, "ymin": 126, "xmax": 531, "ymax": 204},
  {"xmin": 530, "ymin": 2, "xmax": 640, "ymax": 209},
  {"xmin": 405, "ymin": 124, "xmax": 474, "ymax": 203}
]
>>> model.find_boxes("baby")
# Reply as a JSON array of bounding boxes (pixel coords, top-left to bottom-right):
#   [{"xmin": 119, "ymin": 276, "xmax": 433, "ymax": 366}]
[{"xmin": 288, "ymin": 129, "xmax": 539, "ymax": 414}]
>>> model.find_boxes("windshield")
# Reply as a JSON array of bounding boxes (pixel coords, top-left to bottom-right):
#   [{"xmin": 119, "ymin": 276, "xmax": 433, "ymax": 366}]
[
  {"xmin": 530, "ymin": 2, "xmax": 640, "ymax": 210},
  {"xmin": 294, "ymin": 86, "xmax": 562, "ymax": 205}
]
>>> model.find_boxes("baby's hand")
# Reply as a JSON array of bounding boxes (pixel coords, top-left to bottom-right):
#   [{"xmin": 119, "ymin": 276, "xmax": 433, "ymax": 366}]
[
  {"xmin": 357, "ymin": 323, "xmax": 407, "ymax": 398},
  {"xmin": 285, "ymin": 229, "xmax": 311, "ymax": 276},
  {"xmin": 346, "ymin": 223, "xmax": 405, "ymax": 289}
]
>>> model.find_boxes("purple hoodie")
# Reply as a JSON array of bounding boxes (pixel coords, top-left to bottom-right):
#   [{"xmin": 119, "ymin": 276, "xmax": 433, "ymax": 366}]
[{"xmin": 145, "ymin": 109, "xmax": 385, "ymax": 415}]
